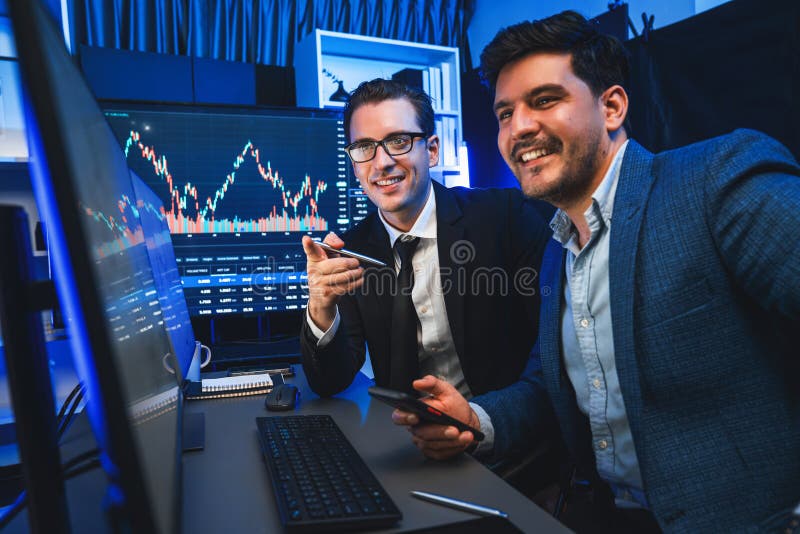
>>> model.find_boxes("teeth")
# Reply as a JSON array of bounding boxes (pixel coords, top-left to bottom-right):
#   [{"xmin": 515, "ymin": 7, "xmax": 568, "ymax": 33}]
[
  {"xmin": 375, "ymin": 177, "xmax": 402, "ymax": 186},
  {"xmin": 520, "ymin": 148, "xmax": 551, "ymax": 162}
]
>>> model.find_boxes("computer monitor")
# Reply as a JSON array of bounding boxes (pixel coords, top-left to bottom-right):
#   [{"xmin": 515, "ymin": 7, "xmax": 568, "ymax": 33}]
[
  {"xmin": 101, "ymin": 102, "xmax": 373, "ymax": 317},
  {"xmin": 11, "ymin": 1, "xmax": 185, "ymax": 531},
  {"xmin": 131, "ymin": 170, "xmax": 197, "ymax": 379}
]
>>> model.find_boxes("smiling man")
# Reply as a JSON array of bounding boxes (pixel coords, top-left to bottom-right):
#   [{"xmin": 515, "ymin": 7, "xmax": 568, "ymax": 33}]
[
  {"xmin": 391, "ymin": 11, "xmax": 800, "ymax": 532},
  {"xmin": 299, "ymin": 79, "xmax": 551, "ymax": 425}
]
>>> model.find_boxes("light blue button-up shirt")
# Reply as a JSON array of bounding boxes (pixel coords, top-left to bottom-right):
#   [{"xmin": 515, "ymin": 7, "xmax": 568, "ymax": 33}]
[{"xmin": 550, "ymin": 141, "xmax": 648, "ymax": 508}]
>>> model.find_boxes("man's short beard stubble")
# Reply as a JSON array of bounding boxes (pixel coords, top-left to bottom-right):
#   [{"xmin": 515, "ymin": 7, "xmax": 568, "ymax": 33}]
[{"xmin": 516, "ymin": 133, "xmax": 603, "ymax": 207}]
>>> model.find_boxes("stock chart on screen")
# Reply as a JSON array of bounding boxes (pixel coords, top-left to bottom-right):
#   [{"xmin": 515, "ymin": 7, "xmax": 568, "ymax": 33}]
[{"xmin": 102, "ymin": 103, "xmax": 372, "ymax": 317}]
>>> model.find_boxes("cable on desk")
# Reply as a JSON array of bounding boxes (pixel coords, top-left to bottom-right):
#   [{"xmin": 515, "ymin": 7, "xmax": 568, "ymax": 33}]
[
  {"xmin": 56, "ymin": 382, "xmax": 84, "ymax": 423},
  {"xmin": 0, "ymin": 383, "xmax": 87, "ymax": 520},
  {"xmin": 0, "ymin": 449, "xmax": 101, "ymax": 529},
  {"xmin": 62, "ymin": 448, "xmax": 100, "ymax": 472},
  {"xmin": 57, "ymin": 383, "xmax": 86, "ymax": 439}
]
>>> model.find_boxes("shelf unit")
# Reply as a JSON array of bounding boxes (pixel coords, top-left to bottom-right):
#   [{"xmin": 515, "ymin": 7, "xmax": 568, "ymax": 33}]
[{"xmin": 294, "ymin": 30, "xmax": 466, "ymax": 185}]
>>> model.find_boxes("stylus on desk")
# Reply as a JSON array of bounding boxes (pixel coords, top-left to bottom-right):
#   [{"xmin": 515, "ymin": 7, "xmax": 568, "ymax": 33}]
[{"xmin": 410, "ymin": 490, "xmax": 509, "ymax": 519}]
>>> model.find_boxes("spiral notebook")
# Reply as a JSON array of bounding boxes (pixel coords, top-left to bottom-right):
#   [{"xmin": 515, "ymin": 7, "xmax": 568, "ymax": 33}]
[{"xmin": 185, "ymin": 373, "xmax": 275, "ymax": 400}]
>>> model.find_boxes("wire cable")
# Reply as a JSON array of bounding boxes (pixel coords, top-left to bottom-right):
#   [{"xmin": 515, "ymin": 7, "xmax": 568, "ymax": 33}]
[
  {"xmin": 55, "ymin": 382, "xmax": 83, "ymax": 424},
  {"xmin": 0, "ymin": 448, "xmax": 102, "ymax": 529},
  {"xmin": 57, "ymin": 386, "xmax": 86, "ymax": 439}
]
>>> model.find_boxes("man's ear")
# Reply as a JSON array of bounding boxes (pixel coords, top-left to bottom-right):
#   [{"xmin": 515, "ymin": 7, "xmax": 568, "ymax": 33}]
[
  {"xmin": 427, "ymin": 134, "xmax": 440, "ymax": 168},
  {"xmin": 601, "ymin": 85, "xmax": 628, "ymax": 133}
]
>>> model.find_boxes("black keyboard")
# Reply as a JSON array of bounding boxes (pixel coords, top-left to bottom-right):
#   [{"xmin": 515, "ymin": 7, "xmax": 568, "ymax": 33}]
[{"xmin": 256, "ymin": 415, "xmax": 402, "ymax": 533}]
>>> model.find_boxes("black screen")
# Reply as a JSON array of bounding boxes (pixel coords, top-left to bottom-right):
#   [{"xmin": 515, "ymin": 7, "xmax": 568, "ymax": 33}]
[{"xmin": 102, "ymin": 103, "xmax": 373, "ymax": 317}]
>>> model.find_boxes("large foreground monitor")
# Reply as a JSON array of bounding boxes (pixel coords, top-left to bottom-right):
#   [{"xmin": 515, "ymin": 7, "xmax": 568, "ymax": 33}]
[
  {"xmin": 102, "ymin": 102, "xmax": 373, "ymax": 317},
  {"xmin": 11, "ymin": 1, "xmax": 186, "ymax": 531}
]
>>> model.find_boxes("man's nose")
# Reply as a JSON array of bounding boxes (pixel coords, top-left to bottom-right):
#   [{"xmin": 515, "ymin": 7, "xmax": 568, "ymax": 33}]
[
  {"xmin": 510, "ymin": 107, "xmax": 541, "ymax": 141},
  {"xmin": 372, "ymin": 143, "xmax": 396, "ymax": 169}
]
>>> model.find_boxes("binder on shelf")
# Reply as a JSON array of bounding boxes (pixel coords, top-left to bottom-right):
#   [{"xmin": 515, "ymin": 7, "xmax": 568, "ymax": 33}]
[
  {"xmin": 440, "ymin": 62, "xmax": 451, "ymax": 110},
  {"xmin": 428, "ymin": 66, "xmax": 441, "ymax": 108},
  {"xmin": 434, "ymin": 117, "xmax": 444, "ymax": 151},
  {"xmin": 185, "ymin": 373, "xmax": 273, "ymax": 400},
  {"xmin": 441, "ymin": 117, "xmax": 458, "ymax": 167}
]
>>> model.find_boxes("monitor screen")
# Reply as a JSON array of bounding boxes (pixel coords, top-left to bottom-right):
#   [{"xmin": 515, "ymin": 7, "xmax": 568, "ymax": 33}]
[
  {"xmin": 102, "ymin": 102, "xmax": 373, "ymax": 317},
  {"xmin": 11, "ymin": 0, "xmax": 184, "ymax": 531},
  {"xmin": 132, "ymin": 170, "xmax": 197, "ymax": 380}
]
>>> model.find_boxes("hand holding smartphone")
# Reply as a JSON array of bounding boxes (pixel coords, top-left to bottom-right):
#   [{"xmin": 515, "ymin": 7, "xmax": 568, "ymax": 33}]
[{"xmin": 368, "ymin": 386, "xmax": 485, "ymax": 441}]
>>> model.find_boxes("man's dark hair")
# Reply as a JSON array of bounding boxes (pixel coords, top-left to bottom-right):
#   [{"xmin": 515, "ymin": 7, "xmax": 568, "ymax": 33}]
[
  {"xmin": 479, "ymin": 10, "xmax": 629, "ymax": 96},
  {"xmin": 343, "ymin": 78, "xmax": 435, "ymax": 143}
]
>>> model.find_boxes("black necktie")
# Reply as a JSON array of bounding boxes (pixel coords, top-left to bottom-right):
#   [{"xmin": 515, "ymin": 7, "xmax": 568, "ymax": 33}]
[{"xmin": 389, "ymin": 236, "xmax": 420, "ymax": 392}]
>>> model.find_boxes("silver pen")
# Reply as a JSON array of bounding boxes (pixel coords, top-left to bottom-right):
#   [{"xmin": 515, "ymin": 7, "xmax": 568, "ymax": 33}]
[{"xmin": 410, "ymin": 490, "xmax": 509, "ymax": 519}]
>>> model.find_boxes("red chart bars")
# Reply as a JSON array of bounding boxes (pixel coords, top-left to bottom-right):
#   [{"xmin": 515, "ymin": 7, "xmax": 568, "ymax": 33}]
[{"xmin": 125, "ymin": 130, "xmax": 330, "ymax": 234}]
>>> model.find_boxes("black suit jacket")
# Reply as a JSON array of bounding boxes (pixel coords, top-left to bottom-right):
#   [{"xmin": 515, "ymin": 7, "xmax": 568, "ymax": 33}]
[{"xmin": 301, "ymin": 181, "xmax": 552, "ymax": 397}]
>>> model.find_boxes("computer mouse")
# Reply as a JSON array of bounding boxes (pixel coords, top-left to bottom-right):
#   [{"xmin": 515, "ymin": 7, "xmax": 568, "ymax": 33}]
[{"xmin": 265, "ymin": 384, "xmax": 299, "ymax": 411}]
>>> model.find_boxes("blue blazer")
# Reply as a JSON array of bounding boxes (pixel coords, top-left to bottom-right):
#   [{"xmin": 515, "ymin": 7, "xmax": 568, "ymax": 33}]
[{"xmin": 474, "ymin": 130, "xmax": 800, "ymax": 532}]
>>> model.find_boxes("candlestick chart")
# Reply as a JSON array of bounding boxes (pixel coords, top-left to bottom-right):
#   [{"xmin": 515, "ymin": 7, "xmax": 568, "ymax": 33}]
[
  {"xmin": 124, "ymin": 130, "xmax": 330, "ymax": 234},
  {"xmin": 101, "ymin": 105, "xmax": 370, "ymax": 316},
  {"xmin": 104, "ymin": 108, "xmax": 356, "ymax": 237}
]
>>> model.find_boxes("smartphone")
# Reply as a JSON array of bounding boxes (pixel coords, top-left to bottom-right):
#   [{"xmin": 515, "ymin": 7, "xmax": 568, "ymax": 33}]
[
  {"xmin": 315, "ymin": 241, "xmax": 388, "ymax": 267},
  {"xmin": 367, "ymin": 386, "xmax": 485, "ymax": 441}
]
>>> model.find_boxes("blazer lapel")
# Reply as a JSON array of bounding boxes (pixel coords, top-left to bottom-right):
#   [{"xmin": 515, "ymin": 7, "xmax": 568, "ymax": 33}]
[
  {"xmin": 358, "ymin": 215, "xmax": 395, "ymax": 386},
  {"xmin": 539, "ymin": 239, "xmax": 566, "ymax": 394},
  {"xmin": 433, "ymin": 182, "xmax": 467, "ymax": 361},
  {"xmin": 539, "ymin": 239, "xmax": 590, "ymax": 455},
  {"xmin": 608, "ymin": 140, "xmax": 657, "ymax": 444}
]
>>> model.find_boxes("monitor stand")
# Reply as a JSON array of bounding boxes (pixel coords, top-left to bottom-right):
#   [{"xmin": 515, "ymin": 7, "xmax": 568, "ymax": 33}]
[
  {"xmin": 182, "ymin": 413, "xmax": 205, "ymax": 453},
  {"xmin": 0, "ymin": 205, "xmax": 70, "ymax": 533}
]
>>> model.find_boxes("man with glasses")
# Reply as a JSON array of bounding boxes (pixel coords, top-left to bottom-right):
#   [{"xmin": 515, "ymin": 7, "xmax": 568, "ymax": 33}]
[{"xmin": 299, "ymin": 79, "xmax": 552, "ymax": 430}]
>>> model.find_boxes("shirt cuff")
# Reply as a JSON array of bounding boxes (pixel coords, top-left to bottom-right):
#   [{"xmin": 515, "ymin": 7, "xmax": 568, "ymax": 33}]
[
  {"xmin": 305, "ymin": 306, "xmax": 341, "ymax": 348},
  {"xmin": 468, "ymin": 402, "xmax": 495, "ymax": 457}
]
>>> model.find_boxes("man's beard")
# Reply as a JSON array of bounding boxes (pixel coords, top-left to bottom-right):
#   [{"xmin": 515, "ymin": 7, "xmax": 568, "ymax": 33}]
[{"xmin": 515, "ymin": 132, "xmax": 603, "ymax": 207}]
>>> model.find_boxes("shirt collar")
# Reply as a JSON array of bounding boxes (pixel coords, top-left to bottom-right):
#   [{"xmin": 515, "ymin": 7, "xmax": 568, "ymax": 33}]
[
  {"xmin": 550, "ymin": 140, "xmax": 629, "ymax": 246},
  {"xmin": 378, "ymin": 182, "xmax": 437, "ymax": 248}
]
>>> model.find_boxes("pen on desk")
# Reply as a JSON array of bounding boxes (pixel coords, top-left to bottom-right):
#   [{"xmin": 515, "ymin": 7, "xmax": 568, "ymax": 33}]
[{"xmin": 410, "ymin": 490, "xmax": 509, "ymax": 519}]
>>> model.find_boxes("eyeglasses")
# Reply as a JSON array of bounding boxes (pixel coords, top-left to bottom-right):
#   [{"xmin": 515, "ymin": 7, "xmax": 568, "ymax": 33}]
[{"xmin": 344, "ymin": 132, "xmax": 428, "ymax": 163}]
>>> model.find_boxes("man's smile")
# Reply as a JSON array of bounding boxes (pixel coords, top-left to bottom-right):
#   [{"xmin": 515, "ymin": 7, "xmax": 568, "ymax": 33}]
[{"xmin": 373, "ymin": 174, "xmax": 405, "ymax": 187}]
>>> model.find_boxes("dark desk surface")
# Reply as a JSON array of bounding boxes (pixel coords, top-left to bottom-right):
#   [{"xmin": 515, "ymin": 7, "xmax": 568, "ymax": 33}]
[
  {"xmin": 6, "ymin": 367, "xmax": 569, "ymax": 533},
  {"xmin": 182, "ymin": 370, "xmax": 568, "ymax": 533}
]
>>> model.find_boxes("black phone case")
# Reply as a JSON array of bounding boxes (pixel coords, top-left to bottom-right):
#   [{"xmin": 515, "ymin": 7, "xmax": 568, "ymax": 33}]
[{"xmin": 367, "ymin": 386, "xmax": 485, "ymax": 441}]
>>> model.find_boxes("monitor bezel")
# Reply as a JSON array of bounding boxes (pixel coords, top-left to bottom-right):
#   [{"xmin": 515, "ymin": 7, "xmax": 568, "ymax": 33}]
[{"xmin": 10, "ymin": 1, "xmax": 182, "ymax": 531}]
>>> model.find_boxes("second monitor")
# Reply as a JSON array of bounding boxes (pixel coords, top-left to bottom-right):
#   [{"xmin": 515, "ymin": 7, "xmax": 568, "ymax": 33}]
[{"xmin": 102, "ymin": 103, "xmax": 372, "ymax": 317}]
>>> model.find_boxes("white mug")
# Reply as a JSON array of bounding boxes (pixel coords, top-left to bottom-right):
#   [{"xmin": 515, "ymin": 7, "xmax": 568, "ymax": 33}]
[
  {"xmin": 186, "ymin": 342, "xmax": 212, "ymax": 382},
  {"xmin": 162, "ymin": 341, "xmax": 211, "ymax": 382}
]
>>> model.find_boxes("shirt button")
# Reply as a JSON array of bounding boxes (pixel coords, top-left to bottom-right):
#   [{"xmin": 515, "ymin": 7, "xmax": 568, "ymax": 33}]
[
  {"xmin": 597, "ymin": 440, "xmax": 608, "ymax": 450},
  {"xmin": 420, "ymin": 306, "xmax": 428, "ymax": 314},
  {"xmin": 592, "ymin": 378, "xmax": 601, "ymax": 389},
  {"xmin": 580, "ymin": 318, "xmax": 590, "ymax": 328}
]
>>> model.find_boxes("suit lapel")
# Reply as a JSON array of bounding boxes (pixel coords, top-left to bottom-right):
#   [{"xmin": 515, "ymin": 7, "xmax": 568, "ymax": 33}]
[
  {"xmin": 540, "ymin": 239, "xmax": 590, "ymax": 455},
  {"xmin": 358, "ymin": 215, "xmax": 395, "ymax": 386},
  {"xmin": 539, "ymin": 239, "xmax": 566, "ymax": 394},
  {"xmin": 608, "ymin": 140, "xmax": 657, "ymax": 444},
  {"xmin": 433, "ymin": 182, "xmax": 467, "ymax": 361}
]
